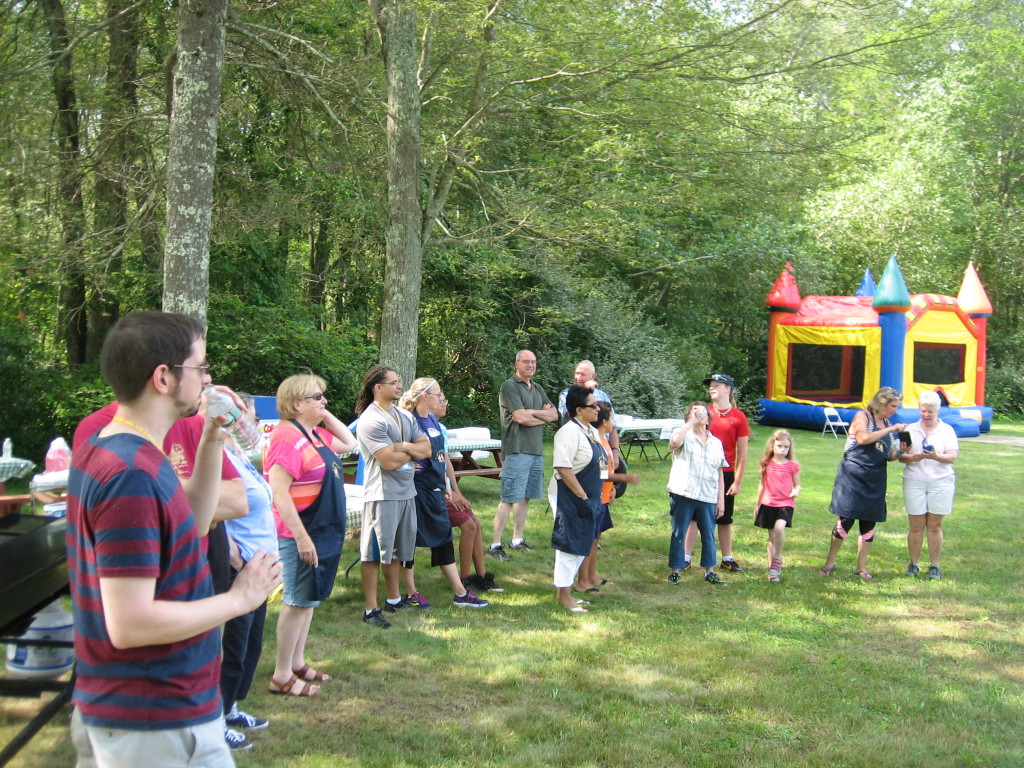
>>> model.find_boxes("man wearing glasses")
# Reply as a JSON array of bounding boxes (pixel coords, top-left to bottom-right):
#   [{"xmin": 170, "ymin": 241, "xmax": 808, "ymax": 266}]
[
  {"xmin": 354, "ymin": 365, "xmax": 431, "ymax": 628},
  {"xmin": 489, "ymin": 350, "xmax": 559, "ymax": 561},
  {"xmin": 67, "ymin": 311, "xmax": 280, "ymax": 768}
]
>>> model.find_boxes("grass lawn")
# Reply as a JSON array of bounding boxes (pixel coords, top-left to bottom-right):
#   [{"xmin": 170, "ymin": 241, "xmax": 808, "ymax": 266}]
[{"xmin": 4, "ymin": 422, "xmax": 1022, "ymax": 767}]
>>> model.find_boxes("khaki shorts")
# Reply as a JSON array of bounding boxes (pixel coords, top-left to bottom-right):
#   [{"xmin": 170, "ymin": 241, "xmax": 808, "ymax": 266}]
[{"xmin": 71, "ymin": 707, "xmax": 233, "ymax": 768}]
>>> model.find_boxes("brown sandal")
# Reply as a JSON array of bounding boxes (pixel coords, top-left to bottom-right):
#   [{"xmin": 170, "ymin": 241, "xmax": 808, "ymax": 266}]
[
  {"xmin": 294, "ymin": 664, "xmax": 331, "ymax": 682},
  {"xmin": 269, "ymin": 674, "xmax": 318, "ymax": 697},
  {"xmin": 853, "ymin": 569, "xmax": 873, "ymax": 580},
  {"xmin": 819, "ymin": 565, "xmax": 836, "ymax": 576}
]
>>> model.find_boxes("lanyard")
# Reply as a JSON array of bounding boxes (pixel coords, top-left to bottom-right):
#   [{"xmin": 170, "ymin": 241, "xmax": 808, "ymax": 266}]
[{"xmin": 375, "ymin": 402, "xmax": 404, "ymax": 442}]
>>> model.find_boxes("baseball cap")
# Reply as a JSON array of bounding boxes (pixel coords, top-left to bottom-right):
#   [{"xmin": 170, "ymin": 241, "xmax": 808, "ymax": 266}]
[{"xmin": 703, "ymin": 373, "xmax": 735, "ymax": 388}]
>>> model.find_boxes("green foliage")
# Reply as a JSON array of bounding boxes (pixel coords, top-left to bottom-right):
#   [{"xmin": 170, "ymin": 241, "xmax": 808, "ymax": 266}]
[
  {"xmin": 0, "ymin": 324, "xmax": 110, "ymax": 461},
  {"xmin": 205, "ymin": 296, "xmax": 378, "ymax": 420},
  {"xmin": 984, "ymin": 362, "xmax": 1024, "ymax": 417}
]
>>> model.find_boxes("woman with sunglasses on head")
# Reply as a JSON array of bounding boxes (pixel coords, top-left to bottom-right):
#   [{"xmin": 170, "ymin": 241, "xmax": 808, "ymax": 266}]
[
  {"xmin": 395, "ymin": 378, "xmax": 489, "ymax": 609},
  {"xmin": 264, "ymin": 373, "xmax": 356, "ymax": 697},
  {"xmin": 550, "ymin": 385, "xmax": 605, "ymax": 613}
]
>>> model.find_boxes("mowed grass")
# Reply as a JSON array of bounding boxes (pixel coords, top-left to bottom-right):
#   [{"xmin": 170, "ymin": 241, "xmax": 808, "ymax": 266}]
[{"xmin": 4, "ymin": 422, "xmax": 1023, "ymax": 767}]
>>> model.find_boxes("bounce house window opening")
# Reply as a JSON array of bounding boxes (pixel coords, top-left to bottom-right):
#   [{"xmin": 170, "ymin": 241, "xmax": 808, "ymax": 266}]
[
  {"xmin": 913, "ymin": 343, "xmax": 966, "ymax": 385},
  {"xmin": 787, "ymin": 343, "xmax": 866, "ymax": 402}
]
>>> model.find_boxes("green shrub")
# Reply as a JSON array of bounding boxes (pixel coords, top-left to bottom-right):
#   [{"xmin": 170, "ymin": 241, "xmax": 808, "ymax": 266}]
[
  {"xmin": 206, "ymin": 296, "xmax": 378, "ymax": 421},
  {"xmin": 985, "ymin": 362, "xmax": 1024, "ymax": 417}
]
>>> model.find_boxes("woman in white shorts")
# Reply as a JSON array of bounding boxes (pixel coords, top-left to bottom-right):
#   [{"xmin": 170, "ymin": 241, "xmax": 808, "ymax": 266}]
[{"xmin": 898, "ymin": 391, "xmax": 958, "ymax": 580}]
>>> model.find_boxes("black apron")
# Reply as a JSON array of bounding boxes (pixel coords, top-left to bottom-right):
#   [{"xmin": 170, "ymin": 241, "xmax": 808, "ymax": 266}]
[
  {"xmin": 829, "ymin": 411, "xmax": 892, "ymax": 523},
  {"xmin": 290, "ymin": 420, "xmax": 347, "ymax": 601},
  {"xmin": 551, "ymin": 422, "xmax": 604, "ymax": 556},
  {"xmin": 412, "ymin": 414, "xmax": 454, "ymax": 548}
]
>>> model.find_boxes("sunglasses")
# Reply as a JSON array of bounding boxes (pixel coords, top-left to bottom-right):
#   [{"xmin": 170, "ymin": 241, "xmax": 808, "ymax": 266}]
[{"xmin": 304, "ymin": 392, "xmax": 325, "ymax": 401}]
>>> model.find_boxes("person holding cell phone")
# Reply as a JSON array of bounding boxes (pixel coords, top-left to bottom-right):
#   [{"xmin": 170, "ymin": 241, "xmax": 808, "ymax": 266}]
[
  {"xmin": 820, "ymin": 387, "xmax": 906, "ymax": 580},
  {"xmin": 898, "ymin": 391, "xmax": 959, "ymax": 580}
]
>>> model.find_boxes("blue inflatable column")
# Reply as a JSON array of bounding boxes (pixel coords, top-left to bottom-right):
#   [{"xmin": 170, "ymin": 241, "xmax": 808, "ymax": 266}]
[
  {"xmin": 872, "ymin": 255, "xmax": 912, "ymax": 395},
  {"xmin": 877, "ymin": 312, "xmax": 907, "ymax": 392}
]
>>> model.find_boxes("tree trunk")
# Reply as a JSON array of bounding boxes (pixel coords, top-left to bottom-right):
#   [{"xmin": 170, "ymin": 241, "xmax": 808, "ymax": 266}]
[
  {"xmin": 371, "ymin": 0, "xmax": 422, "ymax": 385},
  {"xmin": 39, "ymin": 0, "xmax": 87, "ymax": 365},
  {"xmin": 88, "ymin": 0, "xmax": 142, "ymax": 360},
  {"xmin": 163, "ymin": 0, "xmax": 229, "ymax": 323},
  {"xmin": 309, "ymin": 196, "xmax": 334, "ymax": 330}
]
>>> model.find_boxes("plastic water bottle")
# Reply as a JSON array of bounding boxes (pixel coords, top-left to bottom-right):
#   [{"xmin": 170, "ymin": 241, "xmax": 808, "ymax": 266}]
[{"xmin": 204, "ymin": 387, "xmax": 263, "ymax": 456}]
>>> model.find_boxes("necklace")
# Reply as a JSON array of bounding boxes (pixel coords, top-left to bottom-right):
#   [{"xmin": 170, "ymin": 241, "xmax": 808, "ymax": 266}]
[
  {"xmin": 712, "ymin": 403, "xmax": 732, "ymax": 417},
  {"xmin": 111, "ymin": 415, "xmax": 165, "ymax": 455}
]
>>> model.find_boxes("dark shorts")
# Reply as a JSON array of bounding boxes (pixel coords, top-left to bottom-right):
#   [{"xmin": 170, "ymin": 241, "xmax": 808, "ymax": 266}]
[
  {"xmin": 717, "ymin": 471, "xmax": 736, "ymax": 525},
  {"xmin": 754, "ymin": 504, "xmax": 794, "ymax": 529},
  {"xmin": 429, "ymin": 540, "xmax": 457, "ymax": 568}
]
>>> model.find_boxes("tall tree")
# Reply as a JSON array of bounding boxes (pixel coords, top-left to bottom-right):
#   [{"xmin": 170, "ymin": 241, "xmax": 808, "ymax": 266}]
[
  {"xmin": 163, "ymin": 0, "xmax": 229, "ymax": 321},
  {"xmin": 39, "ymin": 0, "xmax": 87, "ymax": 364},
  {"xmin": 89, "ymin": 0, "xmax": 144, "ymax": 359},
  {"xmin": 370, "ymin": 0, "xmax": 422, "ymax": 384}
]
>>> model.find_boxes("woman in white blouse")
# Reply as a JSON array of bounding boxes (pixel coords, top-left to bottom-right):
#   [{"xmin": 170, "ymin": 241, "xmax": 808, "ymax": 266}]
[
  {"xmin": 550, "ymin": 385, "xmax": 604, "ymax": 613},
  {"xmin": 899, "ymin": 391, "xmax": 958, "ymax": 580}
]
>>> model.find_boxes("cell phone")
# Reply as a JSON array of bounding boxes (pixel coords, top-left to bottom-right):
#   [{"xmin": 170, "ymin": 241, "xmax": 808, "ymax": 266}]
[{"xmin": 898, "ymin": 431, "xmax": 912, "ymax": 449}]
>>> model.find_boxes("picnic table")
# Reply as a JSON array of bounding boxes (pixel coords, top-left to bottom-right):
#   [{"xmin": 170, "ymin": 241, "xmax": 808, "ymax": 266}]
[
  {"xmin": 0, "ymin": 456, "xmax": 38, "ymax": 516},
  {"xmin": 446, "ymin": 437, "xmax": 503, "ymax": 480}
]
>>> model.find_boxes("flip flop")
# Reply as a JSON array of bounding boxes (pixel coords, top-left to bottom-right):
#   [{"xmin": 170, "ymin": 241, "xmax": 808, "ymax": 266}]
[
  {"xmin": 584, "ymin": 587, "xmax": 601, "ymax": 594},
  {"xmin": 294, "ymin": 664, "xmax": 331, "ymax": 682},
  {"xmin": 597, "ymin": 579, "xmax": 613, "ymax": 586},
  {"xmin": 575, "ymin": 599, "xmax": 591, "ymax": 605},
  {"xmin": 819, "ymin": 565, "xmax": 836, "ymax": 576},
  {"xmin": 854, "ymin": 569, "xmax": 874, "ymax": 580},
  {"xmin": 269, "ymin": 674, "xmax": 318, "ymax": 697},
  {"xmin": 569, "ymin": 605, "xmax": 589, "ymax": 614}
]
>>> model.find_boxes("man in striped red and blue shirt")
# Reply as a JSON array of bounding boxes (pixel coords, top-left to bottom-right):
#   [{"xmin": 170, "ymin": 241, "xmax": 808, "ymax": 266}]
[{"xmin": 67, "ymin": 311, "xmax": 280, "ymax": 768}]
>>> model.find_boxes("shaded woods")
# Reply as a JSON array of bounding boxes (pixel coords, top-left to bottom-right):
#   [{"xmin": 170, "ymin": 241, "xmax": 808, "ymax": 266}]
[{"xmin": 3, "ymin": 0, "xmax": 1024, "ymax": 459}]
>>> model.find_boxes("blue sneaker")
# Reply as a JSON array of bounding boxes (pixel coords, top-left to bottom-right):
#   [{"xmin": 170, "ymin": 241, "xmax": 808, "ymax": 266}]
[
  {"xmin": 226, "ymin": 706, "xmax": 269, "ymax": 730},
  {"xmin": 453, "ymin": 590, "xmax": 489, "ymax": 608},
  {"xmin": 224, "ymin": 727, "xmax": 252, "ymax": 751}
]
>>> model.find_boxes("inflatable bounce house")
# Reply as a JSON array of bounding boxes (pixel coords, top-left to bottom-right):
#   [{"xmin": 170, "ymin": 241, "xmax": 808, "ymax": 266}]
[{"xmin": 758, "ymin": 255, "xmax": 992, "ymax": 438}]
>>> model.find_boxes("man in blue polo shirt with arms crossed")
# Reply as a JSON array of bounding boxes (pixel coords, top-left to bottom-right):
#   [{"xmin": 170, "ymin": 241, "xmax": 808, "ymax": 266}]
[{"xmin": 67, "ymin": 311, "xmax": 281, "ymax": 768}]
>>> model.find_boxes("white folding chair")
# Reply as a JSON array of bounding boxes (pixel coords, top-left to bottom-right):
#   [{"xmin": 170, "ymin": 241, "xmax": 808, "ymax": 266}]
[{"xmin": 822, "ymin": 407, "xmax": 850, "ymax": 438}]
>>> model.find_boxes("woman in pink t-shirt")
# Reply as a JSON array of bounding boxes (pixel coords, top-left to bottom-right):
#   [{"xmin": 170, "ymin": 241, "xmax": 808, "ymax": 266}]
[{"xmin": 264, "ymin": 373, "xmax": 355, "ymax": 697}]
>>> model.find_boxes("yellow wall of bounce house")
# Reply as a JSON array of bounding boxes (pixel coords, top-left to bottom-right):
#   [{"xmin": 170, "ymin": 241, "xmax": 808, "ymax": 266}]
[
  {"xmin": 770, "ymin": 324, "xmax": 882, "ymax": 408},
  {"xmin": 903, "ymin": 308, "xmax": 978, "ymax": 407}
]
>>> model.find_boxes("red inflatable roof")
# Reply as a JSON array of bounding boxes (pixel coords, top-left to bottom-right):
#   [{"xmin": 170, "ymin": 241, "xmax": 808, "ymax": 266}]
[{"xmin": 779, "ymin": 295, "xmax": 879, "ymax": 327}]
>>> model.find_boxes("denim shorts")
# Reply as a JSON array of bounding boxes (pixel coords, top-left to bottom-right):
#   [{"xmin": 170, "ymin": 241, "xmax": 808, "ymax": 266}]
[
  {"xmin": 499, "ymin": 453, "xmax": 544, "ymax": 503},
  {"xmin": 278, "ymin": 536, "xmax": 321, "ymax": 609}
]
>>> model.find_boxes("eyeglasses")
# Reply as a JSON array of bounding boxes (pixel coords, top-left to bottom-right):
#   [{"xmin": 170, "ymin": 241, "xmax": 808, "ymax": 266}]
[
  {"xmin": 304, "ymin": 392, "xmax": 325, "ymax": 401},
  {"xmin": 383, "ymin": 379, "xmax": 401, "ymax": 387},
  {"xmin": 422, "ymin": 391, "xmax": 442, "ymax": 399},
  {"xmin": 439, "ymin": 398, "xmax": 449, "ymax": 405},
  {"xmin": 582, "ymin": 403, "xmax": 599, "ymax": 409},
  {"xmin": 174, "ymin": 363, "xmax": 211, "ymax": 374}
]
